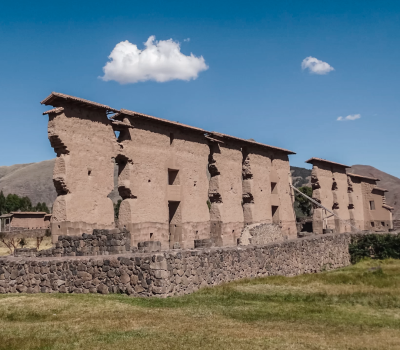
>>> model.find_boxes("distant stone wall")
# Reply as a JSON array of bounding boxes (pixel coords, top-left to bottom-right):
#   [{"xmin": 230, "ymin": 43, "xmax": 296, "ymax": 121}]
[
  {"xmin": 238, "ymin": 223, "xmax": 284, "ymax": 246},
  {"xmin": 36, "ymin": 229, "xmax": 131, "ymax": 257},
  {"xmin": 0, "ymin": 233, "xmax": 351, "ymax": 296},
  {"xmin": 393, "ymin": 220, "xmax": 400, "ymax": 231},
  {"xmin": 0, "ymin": 229, "xmax": 49, "ymax": 239}
]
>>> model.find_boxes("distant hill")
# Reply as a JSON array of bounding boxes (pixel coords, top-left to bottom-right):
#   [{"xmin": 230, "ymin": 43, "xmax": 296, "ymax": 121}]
[
  {"xmin": 0, "ymin": 160, "xmax": 398, "ymax": 219},
  {"xmin": 291, "ymin": 166, "xmax": 311, "ymax": 187},
  {"xmin": 0, "ymin": 159, "xmax": 120, "ymax": 209}
]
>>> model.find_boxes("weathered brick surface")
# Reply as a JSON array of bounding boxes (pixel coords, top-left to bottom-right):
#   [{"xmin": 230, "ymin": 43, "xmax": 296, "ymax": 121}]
[{"xmin": 0, "ymin": 233, "xmax": 352, "ymax": 297}]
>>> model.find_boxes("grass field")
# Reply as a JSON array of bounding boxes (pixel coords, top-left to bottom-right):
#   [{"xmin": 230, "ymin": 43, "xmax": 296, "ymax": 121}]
[{"xmin": 0, "ymin": 259, "xmax": 400, "ymax": 350}]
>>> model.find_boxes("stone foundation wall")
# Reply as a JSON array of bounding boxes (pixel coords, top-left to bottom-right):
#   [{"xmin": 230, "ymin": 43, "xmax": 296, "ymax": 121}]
[
  {"xmin": 36, "ymin": 229, "xmax": 131, "ymax": 257},
  {"xmin": 0, "ymin": 233, "xmax": 351, "ymax": 296}
]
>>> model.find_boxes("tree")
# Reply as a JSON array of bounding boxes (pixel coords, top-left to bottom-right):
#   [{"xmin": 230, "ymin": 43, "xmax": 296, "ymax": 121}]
[
  {"xmin": 294, "ymin": 186, "xmax": 313, "ymax": 218},
  {"xmin": 34, "ymin": 202, "xmax": 50, "ymax": 213},
  {"xmin": 114, "ymin": 199, "xmax": 122, "ymax": 219},
  {"xmin": 0, "ymin": 191, "xmax": 5, "ymax": 215}
]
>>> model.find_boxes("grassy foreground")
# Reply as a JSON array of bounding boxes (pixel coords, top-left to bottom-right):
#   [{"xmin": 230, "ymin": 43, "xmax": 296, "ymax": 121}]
[{"xmin": 0, "ymin": 259, "xmax": 400, "ymax": 350}]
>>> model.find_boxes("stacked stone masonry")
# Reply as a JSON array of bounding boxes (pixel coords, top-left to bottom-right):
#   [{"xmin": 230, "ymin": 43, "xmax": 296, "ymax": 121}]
[
  {"xmin": 36, "ymin": 229, "xmax": 131, "ymax": 257},
  {"xmin": 0, "ymin": 233, "xmax": 351, "ymax": 296}
]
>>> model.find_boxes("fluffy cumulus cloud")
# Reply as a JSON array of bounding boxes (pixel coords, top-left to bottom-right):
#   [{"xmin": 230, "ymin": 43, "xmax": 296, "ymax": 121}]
[
  {"xmin": 301, "ymin": 56, "xmax": 334, "ymax": 75},
  {"xmin": 337, "ymin": 114, "xmax": 361, "ymax": 121},
  {"xmin": 101, "ymin": 36, "xmax": 208, "ymax": 84}
]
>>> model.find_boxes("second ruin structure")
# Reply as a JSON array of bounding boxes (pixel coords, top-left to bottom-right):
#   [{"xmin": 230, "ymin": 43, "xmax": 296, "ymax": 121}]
[{"xmin": 306, "ymin": 158, "xmax": 393, "ymax": 233}]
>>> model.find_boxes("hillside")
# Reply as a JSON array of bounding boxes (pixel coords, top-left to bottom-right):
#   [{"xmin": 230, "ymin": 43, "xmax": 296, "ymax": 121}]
[
  {"xmin": 0, "ymin": 159, "xmax": 121, "ymax": 209},
  {"xmin": 0, "ymin": 160, "xmax": 398, "ymax": 219},
  {"xmin": 291, "ymin": 166, "xmax": 311, "ymax": 187}
]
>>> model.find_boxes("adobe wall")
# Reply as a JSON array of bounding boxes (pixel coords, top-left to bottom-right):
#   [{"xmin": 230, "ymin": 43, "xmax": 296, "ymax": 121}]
[
  {"xmin": 347, "ymin": 176, "xmax": 365, "ymax": 231},
  {"xmin": 311, "ymin": 163, "xmax": 336, "ymax": 234},
  {"xmin": 273, "ymin": 155, "xmax": 297, "ymax": 238},
  {"xmin": 42, "ymin": 93, "xmax": 297, "ymax": 250},
  {"xmin": 116, "ymin": 117, "xmax": 211, "ymax": 250},
  {"xmin": 208, "ymin": 140, "xmax": 244, "ymax": 246},
  {"xmin": 241, "ymin": 147, "xmax": 297, "ymax": 240},
  {"xmin": 361, "ymin": 182, "xmax": 392, "ymax": 231},
  {"xmin": 0, "ymin": 232, "xmax": 352, "ymax": 296},
  {"xmin": 10, "ymin": 215, "xmax": 49, "ymax": 230},
  {"xmin": 47, "ymin": 105, "xmax": 117, "ymax": 242},
  {"xmin": 310, "ymin": 159, "xmax": 393, "ymax": 234},
  {"xmin": 331, "ymin": 167, "xmax": 352, "ymax": 233}
]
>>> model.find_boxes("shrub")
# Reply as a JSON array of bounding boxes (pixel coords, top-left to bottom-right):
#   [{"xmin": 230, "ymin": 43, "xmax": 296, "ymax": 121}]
[{"xmin": 349, "ymin": 233, "xmax": 400, "ymax": 264}]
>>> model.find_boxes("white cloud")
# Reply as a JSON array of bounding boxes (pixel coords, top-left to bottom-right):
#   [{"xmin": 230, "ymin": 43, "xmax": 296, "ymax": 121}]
[
  {"xmin": 184, "ymin": 38, "xmax": 190, "ymax": 42},
  {"xmin": 101, "ymin": 36, "xmax": 208, "ymax": 84},
  {"xmin": 301, "ymin": 56, "xmax": 334, "ymax": 75},
  {"xmin": 337, "ymin": 114, "xmax": 361, "ymax": 121}
]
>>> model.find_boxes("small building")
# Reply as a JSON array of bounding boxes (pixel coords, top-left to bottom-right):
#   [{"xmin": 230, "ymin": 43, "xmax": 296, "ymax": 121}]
[
  {"xmin": 0, "ymin": 212, "xmax": 51, "ymax": 232},
  {"xmin": 306, "ymin": 158, "xmax": 393, "ymax": 233}
]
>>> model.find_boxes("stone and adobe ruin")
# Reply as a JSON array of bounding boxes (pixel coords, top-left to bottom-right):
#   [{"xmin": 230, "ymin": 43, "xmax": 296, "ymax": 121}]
[
  {"xmin": 306, "ymin": 158, "xmax": 393, "ymax": 234},
  {"xmin": 40, "ymin": 92, "xmax": 297, "ymax": 249},
  {"xmin": 0, "ymin": 93, "xmax": 396, "ymax": 297}
]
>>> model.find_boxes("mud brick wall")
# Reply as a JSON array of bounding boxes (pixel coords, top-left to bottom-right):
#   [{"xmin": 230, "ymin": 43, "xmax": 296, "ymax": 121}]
[
  {"xmin": 36, "ymin": 229, "xmax": 131, "ymax": 257},
  {"xmin": 0, "ymin": 233, "xmax": 351, "ymax": 296}
]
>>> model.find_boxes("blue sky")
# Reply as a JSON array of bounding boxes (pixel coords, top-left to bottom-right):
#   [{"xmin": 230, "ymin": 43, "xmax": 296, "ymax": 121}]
[{"xmin": 0, "ymin": 0, "xmax": 399, "ymax": 176}]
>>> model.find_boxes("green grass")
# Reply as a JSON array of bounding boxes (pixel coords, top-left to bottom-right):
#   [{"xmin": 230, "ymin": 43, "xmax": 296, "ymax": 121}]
[{"xmin": 1, "ymin": 259, "xmax": 400, "ymax": 349}]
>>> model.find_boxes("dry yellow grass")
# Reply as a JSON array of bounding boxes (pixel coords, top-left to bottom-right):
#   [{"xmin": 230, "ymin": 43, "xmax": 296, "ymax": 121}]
[
  {"xmin": 0, "ymin": 259, "xmax": 399, "ymax": 349},
  {"xmin": 0, "ymin": 236, "xmax": 52, "ymax": 256}
]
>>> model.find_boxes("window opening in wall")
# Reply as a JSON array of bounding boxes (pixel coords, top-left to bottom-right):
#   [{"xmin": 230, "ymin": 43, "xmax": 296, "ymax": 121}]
[
  {"xmin": 114, "ymin": 130, "xmax": 120, "ymax": 139},
  {"xmin": 271, "ymin": 182, "xmax": 278, "ymax": 194},
  {"xmin": 371, "ymin": 222, "xmax": 375, "ymax": 227},
  {"xmin": 150, "ymin": 232, "xmax": 153, "ymax": 240},
  {"xmin": 88, "ymin": 170, "xmax": 92, "ymax": 176},
  {"xmin": 381, "ymin": 222, "xmax": 385, "ymax": 227},
  {"xmin": 170, "ymin": 133, "xmax": 174, "ymax": 145},
  {"xmin": 168, "ymin": 169, "xmax": 179, "ymax": 185},
  {"xmin": 272, "ymin": 205, "xmax": 279, "ymax": 224},
  {"xmin": 168, "ymin": 201, "xmax": 182, "ymax": 249},
  {"xmin": 369, "ymin": 201, "xmax": 375, "ymax": 210}
]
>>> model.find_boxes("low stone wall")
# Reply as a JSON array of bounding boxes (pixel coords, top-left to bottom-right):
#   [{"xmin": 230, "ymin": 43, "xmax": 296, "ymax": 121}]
[
  {"xmin": 0, "ymin": 229, "xmax": 49, "ymax": 239},
  {"xmin": 238, "ymin": 223, "xmax": 284, "ymax": 246},
  {"xmin": 0, "ymin": 233, "xmax": 351, "ymax": 296},
  {"xmin": 36, "ymin": 229, "xmax": 131, "ymax": 257}
]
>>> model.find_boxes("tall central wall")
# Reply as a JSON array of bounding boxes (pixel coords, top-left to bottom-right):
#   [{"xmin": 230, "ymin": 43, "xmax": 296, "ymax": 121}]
[{"xmin": 117, "ymin": 117, "xmax": 211, "ymax": 250}]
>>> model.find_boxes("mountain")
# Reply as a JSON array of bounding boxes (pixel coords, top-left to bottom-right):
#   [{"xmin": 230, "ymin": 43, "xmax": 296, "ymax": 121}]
[
  {"xmin": 0, "ymin": 160, "xmax": 56, "ymax": 207},
  {"xmin": 291, "ymin": 166, "xmax": 311, "ymax": 187},
  {"xmin": 0, "ymin": 160, "xmax": 398, "ymax": 219}
]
